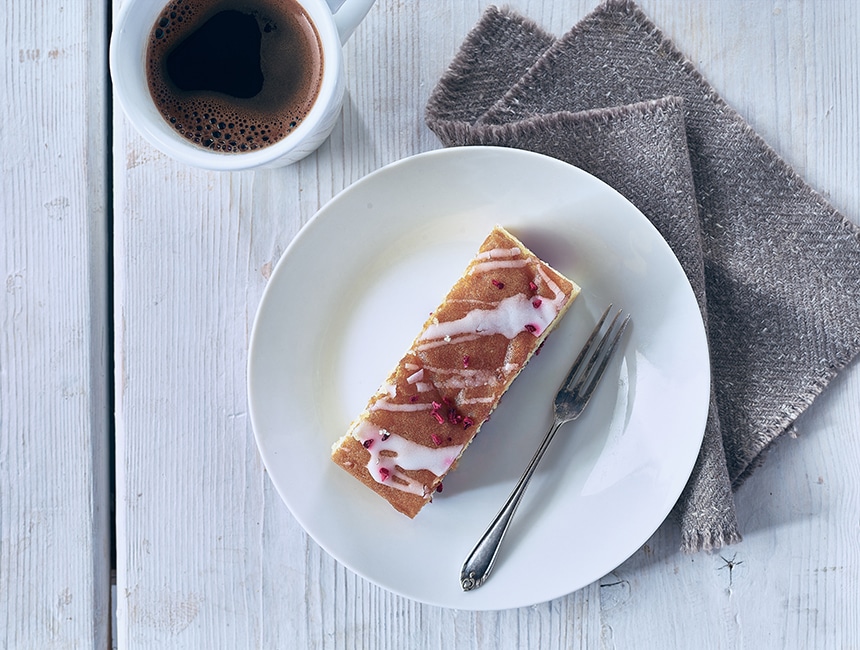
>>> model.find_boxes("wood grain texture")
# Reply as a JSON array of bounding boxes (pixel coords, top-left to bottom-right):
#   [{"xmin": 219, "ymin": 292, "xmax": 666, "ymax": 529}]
[
  {"xmin": 112, "ymin": 1, "xmax": 859, "ymax": 648},
  {"xmin": 1, "ymin": 1, "xmax": 111, "ymax": 648}
]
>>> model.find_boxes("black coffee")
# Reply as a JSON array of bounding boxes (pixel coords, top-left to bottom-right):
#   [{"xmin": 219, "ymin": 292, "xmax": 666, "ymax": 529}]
[{"xmin": 146, "ymin": 0, "xmax": 324, "ymax": 153}]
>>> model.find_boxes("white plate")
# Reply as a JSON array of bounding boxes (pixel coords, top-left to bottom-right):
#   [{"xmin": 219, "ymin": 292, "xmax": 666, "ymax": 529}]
[{"xmin": 248, "ymin": 147, "xmax": 709, "ymax": 610}]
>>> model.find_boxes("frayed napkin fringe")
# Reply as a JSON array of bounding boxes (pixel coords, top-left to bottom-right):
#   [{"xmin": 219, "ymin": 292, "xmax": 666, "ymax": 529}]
[{"xmin": 681, "ymin": 527, "xmax": 743, "ymax": 554}]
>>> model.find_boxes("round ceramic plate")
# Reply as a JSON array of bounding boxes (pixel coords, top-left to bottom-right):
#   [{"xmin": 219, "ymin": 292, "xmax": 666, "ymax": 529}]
[{"xmin": 248, "ymin": 147, "xmax": 709, "ymax": 610}]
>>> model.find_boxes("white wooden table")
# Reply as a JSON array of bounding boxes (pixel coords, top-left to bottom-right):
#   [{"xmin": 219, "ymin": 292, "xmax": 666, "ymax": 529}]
[{"xmin": 3, "ymin": 1, "xmax": 859, "ymax": 647}]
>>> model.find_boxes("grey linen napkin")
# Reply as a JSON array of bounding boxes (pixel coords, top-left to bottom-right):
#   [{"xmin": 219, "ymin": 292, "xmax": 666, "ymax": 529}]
[{"xmin": 424, "ymin": 0, "xmax": 860, "ymax": 551}]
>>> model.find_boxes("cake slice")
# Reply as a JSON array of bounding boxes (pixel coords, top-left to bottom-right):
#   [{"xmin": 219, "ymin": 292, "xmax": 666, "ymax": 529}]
[{"xmin": 331, "ymin": 225, "xmax": 580, "ymax": 517}]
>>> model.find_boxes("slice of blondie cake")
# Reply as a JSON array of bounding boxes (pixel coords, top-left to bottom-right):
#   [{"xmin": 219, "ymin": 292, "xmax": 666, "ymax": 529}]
[{"xmin": 331, "ymin": 226, "xmax": 580, "ymax": 517}]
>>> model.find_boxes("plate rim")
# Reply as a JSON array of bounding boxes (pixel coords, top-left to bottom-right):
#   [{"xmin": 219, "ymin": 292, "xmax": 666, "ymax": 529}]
[{"xmin": 247, "ymin": 145, "xmax": 710, "ymax": 609}]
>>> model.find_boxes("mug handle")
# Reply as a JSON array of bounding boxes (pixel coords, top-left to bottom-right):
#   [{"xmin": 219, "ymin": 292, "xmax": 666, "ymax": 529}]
[{"xmin": 326, "ymin": 0, "xmax": 376, "ymax": 44}]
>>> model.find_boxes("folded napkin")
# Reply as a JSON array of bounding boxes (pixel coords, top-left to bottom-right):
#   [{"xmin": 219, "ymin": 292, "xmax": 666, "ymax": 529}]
[{"xmin": 425, "ymin": 0, "xmax": 860, "ymax": 551}]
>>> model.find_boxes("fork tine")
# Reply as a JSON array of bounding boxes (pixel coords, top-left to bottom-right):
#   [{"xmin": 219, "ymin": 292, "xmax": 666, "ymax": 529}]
[
  {"xmin": 557, "ymin": 305, "xmax": 612, "ymax": 393},
  {"xmin": 577, "ymin": 312, "xmax": 630, "ymax": 403},
  {"xmin": 571, "ymin": 309, "xmax": 623, "ymax": 389}
]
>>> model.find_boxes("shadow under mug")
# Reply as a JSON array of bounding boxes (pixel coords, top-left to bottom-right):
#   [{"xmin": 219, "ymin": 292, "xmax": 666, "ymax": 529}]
[{"xmin": 109, "ymin": 0, "xmax": 376, "ymax": 171}]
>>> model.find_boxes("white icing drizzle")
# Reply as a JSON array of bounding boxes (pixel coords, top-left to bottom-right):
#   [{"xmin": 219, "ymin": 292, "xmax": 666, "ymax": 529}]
[
  {"xmin": 416, "ymin": 333, "xmax": 481, "ymax": 352},
  {"xmin": 536, "ymin": 266, "xmax": 565, "ymax": 306},
  {"xmin": 469, "ymin": 258, "xmax": 530, "ymax": 275},
  {"xmin": 419, "ymin": 266, "xmax": 566, "ymax": 342},
  {"xmin": 370, "ymin": 398, "xmax": 432, "ymax": 412},
  {"xmin": 438, "ymin": 375, "xmax": 493, "ymax": 389},
  {"xmin": 476, "ymin": 246, "xmax": 521, "ymax": 260},
  {"xmin": 352, "ymin": 421, "xmax": 464, "ymax": 496},
  {"xmin": 421, "ymin": 364, "xmax": 502, "ymax": 389}
]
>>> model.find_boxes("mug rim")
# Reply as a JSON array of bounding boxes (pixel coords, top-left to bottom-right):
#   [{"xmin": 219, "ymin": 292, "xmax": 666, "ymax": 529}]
[{"xmin": 109, "ymin": 0, "xmax": 344, "ymax": 171}]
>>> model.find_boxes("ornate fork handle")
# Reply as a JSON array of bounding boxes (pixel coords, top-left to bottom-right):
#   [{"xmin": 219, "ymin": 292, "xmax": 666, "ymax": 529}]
[{"xmin": 460, "ymin": 418, "xmax": 565, "ymax": 591}]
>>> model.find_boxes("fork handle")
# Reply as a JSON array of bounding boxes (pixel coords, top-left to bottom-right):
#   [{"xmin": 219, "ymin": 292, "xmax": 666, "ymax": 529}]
[{"xmin": 460, "ymin": 418, "xmax": 565, "ymax": 591}]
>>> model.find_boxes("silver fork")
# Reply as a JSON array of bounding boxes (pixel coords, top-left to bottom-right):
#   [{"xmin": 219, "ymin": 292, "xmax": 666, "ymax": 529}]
[{"xmin": 460, "ymin": 305, "xmax": 631, "ymax": 591}]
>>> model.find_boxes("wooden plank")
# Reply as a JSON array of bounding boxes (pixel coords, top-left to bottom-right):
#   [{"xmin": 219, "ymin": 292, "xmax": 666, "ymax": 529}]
[
  {"xmin": 0, "ymin": 0, "xmax": 111, "ymax": 647},
  {"xmin": 112, "ymin": 1, "xmax": 859, "ymax": 647}
]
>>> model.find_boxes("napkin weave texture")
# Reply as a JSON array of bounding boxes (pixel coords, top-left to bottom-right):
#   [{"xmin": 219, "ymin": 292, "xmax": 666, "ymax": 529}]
[{"xmin": 425, "ymin": 0, "xmax": 860, "ymax": 551}]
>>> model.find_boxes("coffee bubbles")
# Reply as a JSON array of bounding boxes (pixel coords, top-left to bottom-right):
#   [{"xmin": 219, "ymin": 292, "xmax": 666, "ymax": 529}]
[{"xmin": 146, "ymin": 0, "xmax": 324, "ymax": 153}]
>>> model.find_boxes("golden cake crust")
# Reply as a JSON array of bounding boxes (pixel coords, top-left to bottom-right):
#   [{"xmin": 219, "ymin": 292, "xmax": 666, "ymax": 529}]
[{"xmin": 331, "ymin": 225, "xmax": 580, "ymax": 517}]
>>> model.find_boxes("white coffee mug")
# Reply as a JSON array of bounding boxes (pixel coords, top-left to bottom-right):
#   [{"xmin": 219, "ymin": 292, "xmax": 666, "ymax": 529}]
[{"xmin": 110, "ymin": 0, "xmax": 375, "ymax": 171}]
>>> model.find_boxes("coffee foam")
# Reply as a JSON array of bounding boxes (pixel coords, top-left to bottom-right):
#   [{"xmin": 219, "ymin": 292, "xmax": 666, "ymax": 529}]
[{"xmin": 146, "ymin": 0, "xmax": 324, "ymax": 153}]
